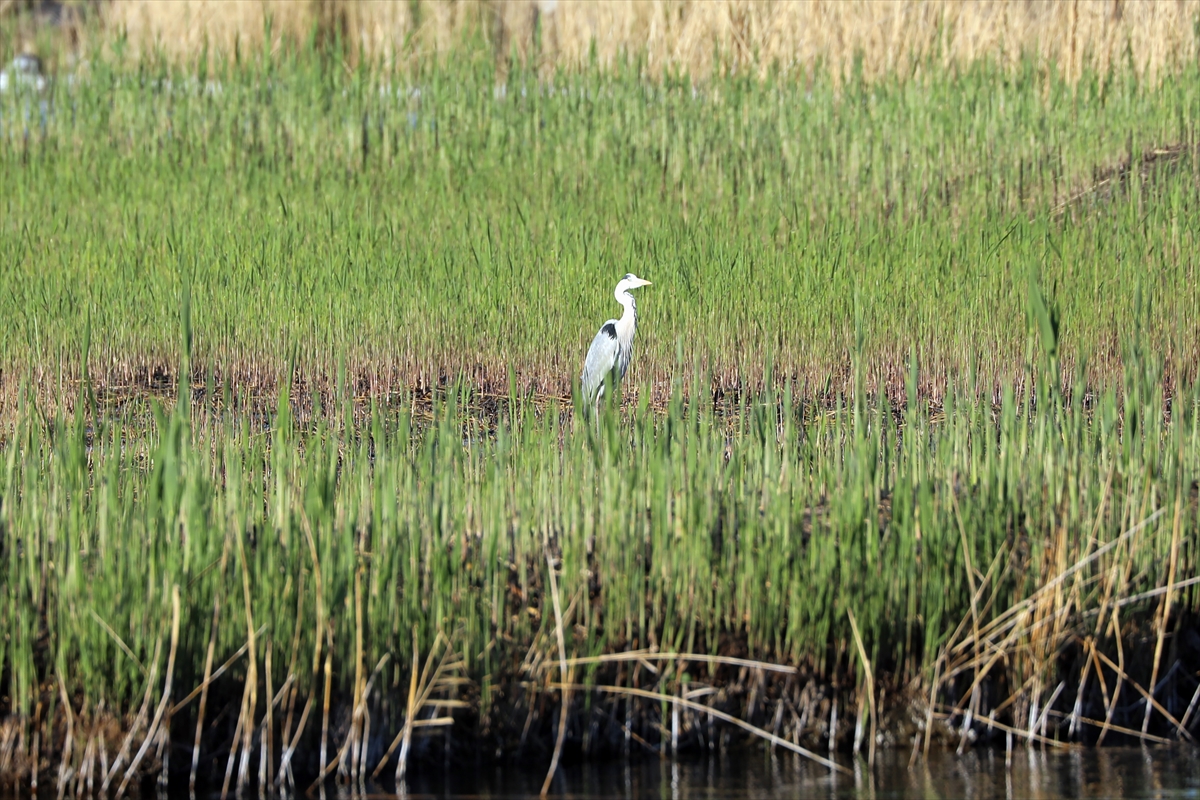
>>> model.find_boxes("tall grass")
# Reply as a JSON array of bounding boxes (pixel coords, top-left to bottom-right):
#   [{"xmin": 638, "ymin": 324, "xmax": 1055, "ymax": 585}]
[
  {"xmin": 0, "ymin": 330, "xmax": 1196, "ymax": 782},
  {"xmin": 0, "ymin": 22, "xmax": 1198, "ymax": 788},
  {"xmin": 98, "ymin": 1, "xmax": 1200, "ymax": 86},
  {"xmin": 0, "ymin": 40, "xmax": 1198, "ymax": 407}
]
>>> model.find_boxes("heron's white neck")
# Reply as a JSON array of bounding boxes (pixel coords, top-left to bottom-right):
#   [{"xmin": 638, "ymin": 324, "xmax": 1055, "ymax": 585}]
[{"xmin": 614, "ymin": 289, "xmax": 637, "ymax": 339}]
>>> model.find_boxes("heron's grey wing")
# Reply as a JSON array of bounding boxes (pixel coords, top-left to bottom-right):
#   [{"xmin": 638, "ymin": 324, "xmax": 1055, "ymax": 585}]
[{"xmin": 581, "ymin": 322, "xmax": 619, "ymax": 402}]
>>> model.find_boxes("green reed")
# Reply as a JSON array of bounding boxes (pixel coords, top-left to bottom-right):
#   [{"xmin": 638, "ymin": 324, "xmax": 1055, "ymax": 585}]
[
  {"xmin": 1, "ymin": 26, "xmax": 1199, "ymax": 772},
  {"xmin": 1, "ymin": 342, "xmax": 1195, "ymax": 740},
  {"xmin": 0, "ymin": 39, "xmax": 1198, "ymax": 398}
]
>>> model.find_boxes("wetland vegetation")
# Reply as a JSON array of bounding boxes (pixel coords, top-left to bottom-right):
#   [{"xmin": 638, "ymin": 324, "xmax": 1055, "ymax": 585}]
[{"xmin": 0, "ymin": 9, "xmax": 1199, "ymax": 793}]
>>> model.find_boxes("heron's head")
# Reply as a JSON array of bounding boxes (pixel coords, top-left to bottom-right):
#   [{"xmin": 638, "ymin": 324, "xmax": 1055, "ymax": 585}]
[{"xmin": 616, "ymin": 273, "xmax": 652, "ymax": 293}]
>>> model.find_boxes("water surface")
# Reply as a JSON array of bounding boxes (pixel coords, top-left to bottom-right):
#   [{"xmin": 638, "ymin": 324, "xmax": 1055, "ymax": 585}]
[{"xmin": 379, "ymin": 746, "xmax": 1200, "ymax": 799}]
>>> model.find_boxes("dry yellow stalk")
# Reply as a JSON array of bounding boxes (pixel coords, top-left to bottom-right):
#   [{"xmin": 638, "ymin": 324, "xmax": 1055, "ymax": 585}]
[{"xmin": 99, "ymin": 1, "xmax": 1200, "ymax": 86}]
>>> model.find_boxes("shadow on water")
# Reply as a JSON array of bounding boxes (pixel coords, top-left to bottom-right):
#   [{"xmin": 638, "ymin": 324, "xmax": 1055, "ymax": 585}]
[{"xmin": 260, "ymin": 746, "xmax": 1200, "ymax": 799}]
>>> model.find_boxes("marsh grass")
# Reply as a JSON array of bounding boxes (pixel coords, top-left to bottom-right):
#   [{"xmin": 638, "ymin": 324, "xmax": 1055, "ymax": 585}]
[
  {"xmin": 0, "ymin": 327, "xmax": 1196, "ymax": 785},
  {"xmin": 93, "ymin": 1, "xmax": 1200, "ymax": 87},
  {"xmin": 0, "ymin": 18, "xmax": 1199, "ymax": 791},
  {"xmin": 1, "ymin": 38, "xmax": 1199, "ymax": 412}
]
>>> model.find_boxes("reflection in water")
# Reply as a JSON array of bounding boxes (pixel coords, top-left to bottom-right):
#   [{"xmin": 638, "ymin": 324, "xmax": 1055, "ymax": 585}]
[{"xmin": 377, "ymin": 746, "xmax": 1200, "ymax": 799}]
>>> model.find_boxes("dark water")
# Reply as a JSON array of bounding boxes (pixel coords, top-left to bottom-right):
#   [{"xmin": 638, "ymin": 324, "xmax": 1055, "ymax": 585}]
[{"xmin": 377, "ymin": 746, "xmax": 1200, "ymax": 799}]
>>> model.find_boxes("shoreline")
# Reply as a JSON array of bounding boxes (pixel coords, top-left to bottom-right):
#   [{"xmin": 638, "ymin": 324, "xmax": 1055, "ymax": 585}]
[{"xmin": 3, "ymin": 627, "xmax": 1198, "ymax": 791}]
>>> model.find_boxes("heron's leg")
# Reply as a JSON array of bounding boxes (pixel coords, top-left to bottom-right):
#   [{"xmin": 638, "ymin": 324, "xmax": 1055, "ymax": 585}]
[{"xmin": 594, "ymin": 385, "xmax": 604, "ymax": 436}]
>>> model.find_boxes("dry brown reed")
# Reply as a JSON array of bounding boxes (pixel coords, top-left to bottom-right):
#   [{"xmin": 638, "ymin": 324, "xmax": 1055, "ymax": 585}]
[
  {"xmin": 97, "ymin": 0, "xmax": 1200, "ymax": 84},
  {"xmin": 373, "ymin": 631, "xmax": 462, "ymax": 786},
  {"xmin": 926, "ymin": 505, "xmax": 1196, "ymax": 753}
]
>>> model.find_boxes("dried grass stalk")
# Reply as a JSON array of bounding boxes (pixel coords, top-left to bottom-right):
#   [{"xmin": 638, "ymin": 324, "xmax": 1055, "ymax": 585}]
[{"xmin": 100, "ymin": 1, "xmax": 1200, "ymax": 86}]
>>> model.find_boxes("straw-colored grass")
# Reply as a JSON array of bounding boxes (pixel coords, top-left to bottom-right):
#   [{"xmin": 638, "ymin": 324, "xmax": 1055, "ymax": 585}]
[{"xmin": 97, "ymin": 0, "xmax": 1200, "ymax": 84}]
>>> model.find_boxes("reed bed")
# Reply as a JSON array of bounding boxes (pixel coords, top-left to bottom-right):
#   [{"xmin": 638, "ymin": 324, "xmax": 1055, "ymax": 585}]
[
  {"xmin": 0, "ymin": 325, "xmax": 1197, "ymax": 788},
  {"xmin": 0, "ymin": 16, "xmax": 1198, "ymax": 793},
  {"xmin": 98, "ymin": 1, "xmax": 1200, "ymax": 87},
  {"xmin": 1, "ymin": 38, "xmax": 1199, "ymax": 410}
]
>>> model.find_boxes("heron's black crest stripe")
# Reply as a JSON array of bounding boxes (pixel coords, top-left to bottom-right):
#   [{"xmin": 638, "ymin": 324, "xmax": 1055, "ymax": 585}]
[{"xmin": 601, "ymin": 322, "xmax": 617, "ymax": 339}]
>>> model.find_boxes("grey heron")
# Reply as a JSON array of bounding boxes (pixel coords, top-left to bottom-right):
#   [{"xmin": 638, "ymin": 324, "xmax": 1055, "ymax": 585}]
[{"xmin": 580, "ymin": 273, "xmax": 652, "ymax": 416}]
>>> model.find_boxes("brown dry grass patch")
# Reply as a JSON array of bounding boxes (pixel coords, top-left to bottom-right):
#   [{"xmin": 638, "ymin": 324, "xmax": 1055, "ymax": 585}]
[{"xmin": 91, "ymin": 1, "xmax": 1200, "ymax": 84}]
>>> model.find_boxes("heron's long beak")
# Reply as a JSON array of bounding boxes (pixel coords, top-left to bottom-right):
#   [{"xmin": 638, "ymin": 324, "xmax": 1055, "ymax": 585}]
[{"xmin": 640, "ymin": 279, "xmax": 653, "ymax": 287}]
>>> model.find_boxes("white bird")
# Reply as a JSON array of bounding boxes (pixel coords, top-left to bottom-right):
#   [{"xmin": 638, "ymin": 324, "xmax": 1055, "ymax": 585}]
[
  {"xmin": 0, "ymin": 52, "xmax": 46, "ymax": 94},
  {"xmin": 580, "ymin": 273, "xmax": 652, "ymax": 416}
]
